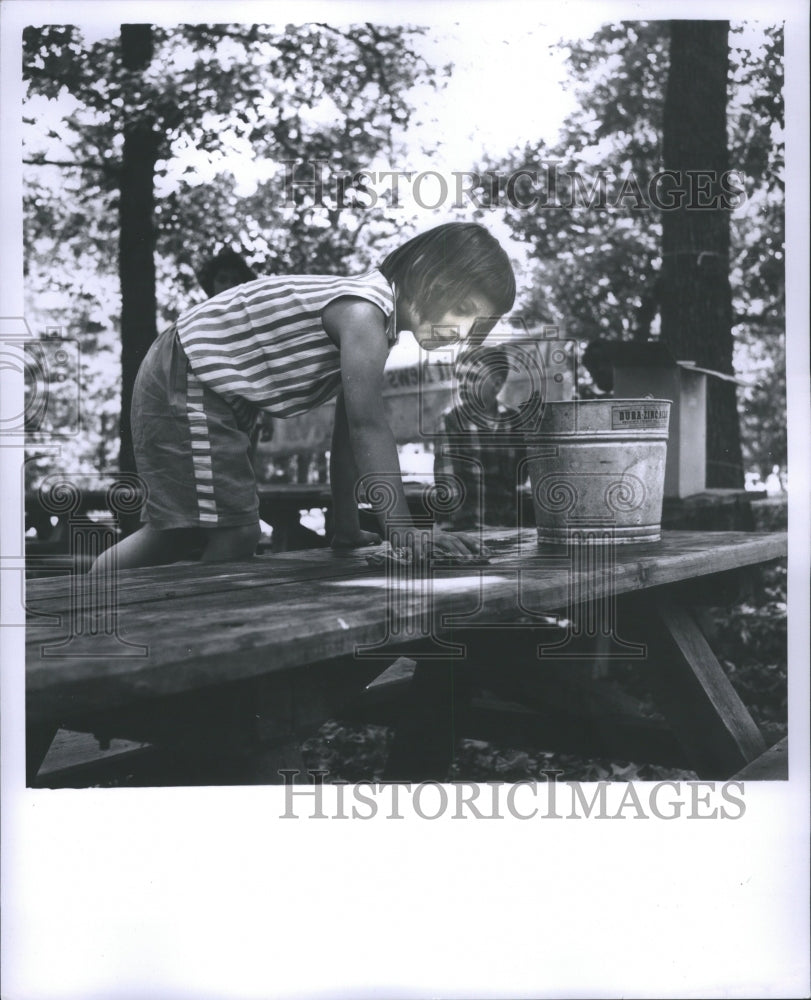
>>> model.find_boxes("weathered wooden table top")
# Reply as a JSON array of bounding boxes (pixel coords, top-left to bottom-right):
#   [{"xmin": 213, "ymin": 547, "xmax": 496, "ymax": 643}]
[{"xmin": 26, "ymin": 530, "xmax": 786, "ymax": 724}]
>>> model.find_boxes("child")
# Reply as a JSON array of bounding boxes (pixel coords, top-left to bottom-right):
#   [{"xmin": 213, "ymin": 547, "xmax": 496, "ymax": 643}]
[
  {"xmin": 92, "ymin": 222, "xmax": 516, "ymax": 572},
  {"xmin": 433, "ymin": 346, "xmax": 526, "ymax": 529}
]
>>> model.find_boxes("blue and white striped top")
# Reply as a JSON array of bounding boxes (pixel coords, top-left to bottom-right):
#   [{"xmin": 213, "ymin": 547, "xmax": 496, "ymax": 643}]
[{"xmin": 176, "ymin": 269, "xmax": 396, "ymax": 417}]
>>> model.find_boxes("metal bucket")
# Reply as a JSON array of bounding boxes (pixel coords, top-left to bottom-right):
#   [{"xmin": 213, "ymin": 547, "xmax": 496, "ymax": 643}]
[{"xmin": 525, "ymin": 399, "xmax": 671, "ymax": 544}]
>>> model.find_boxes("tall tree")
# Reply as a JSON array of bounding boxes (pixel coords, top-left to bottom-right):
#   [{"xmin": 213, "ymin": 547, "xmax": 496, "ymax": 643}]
[
  {"xmin": 484, "ymin": 20, "xmax": 783, "ymax": 481},
  {"xmin": 23, "ymin": 22, "xmax": 443, "ymax": 480},
  {"xmin": 476, "ymin": 22, "xmax": 670, "ymax": 341},
  {"xmin": 660, "ymin": 20, "xmax": 742, "ymax": 487},
  {"xmin": 118, "ymin": 24, "xmax": 159, "ymax": 474}
]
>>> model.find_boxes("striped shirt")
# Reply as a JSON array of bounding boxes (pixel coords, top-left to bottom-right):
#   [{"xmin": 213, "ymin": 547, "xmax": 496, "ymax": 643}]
[{"xmin": 176, "ymin": 269, "xmax": 396, "ymax": 417}]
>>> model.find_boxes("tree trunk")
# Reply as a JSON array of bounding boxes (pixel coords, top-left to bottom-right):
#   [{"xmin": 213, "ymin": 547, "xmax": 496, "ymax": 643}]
[
  {"xmin": 118, "ymin": 24, "xmax": 158, "ymax": 478},
  {"xmin": 660, "ymin": 21, "xmax": 744, "ymax": 488}
]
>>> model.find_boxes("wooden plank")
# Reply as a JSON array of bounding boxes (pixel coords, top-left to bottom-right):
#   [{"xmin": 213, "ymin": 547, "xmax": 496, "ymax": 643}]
[
  {"xmin": 731, "ymin": 737, "xmax": 788, "ymax": 781},
  {"xmin": 23, "ymin": 532, "xmax": 430, "ymax": 606},
  {"xmin": 26, "ymin": 569, "xmax": 492, "ymax": 681},
  {"xmin": 33, "ymin": 729, "xmax": 153, "ymax": 786},
  {"xmin": 25, "ymin": 530, "xmax": 785, "ymax": 616},
  {"xmin": 640, "ymin": 594, "xmax": 767, "ymax": 777},
  {"xmin": 364, "ymin": 657, "xmax": 417, "ymax": 700},
  {"xmin": 26, "ymin": 723, "xmax": 59, "ymax": 785},
  {"xmin": 24, "ymin": 554, "xmax": 371, "ymax": 614},
  {"xmin": 24, "ymin": 529, "xmax": 786, "ymax": 604},
  {"xmin": 258, "ymin": 483, "xmax": 331, "ymax": 503}
]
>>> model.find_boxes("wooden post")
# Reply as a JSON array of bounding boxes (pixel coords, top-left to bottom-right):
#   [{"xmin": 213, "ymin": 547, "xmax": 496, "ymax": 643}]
[{"xmin": 640, "ymin": 593, "xmax": 765, "ymax": 776}]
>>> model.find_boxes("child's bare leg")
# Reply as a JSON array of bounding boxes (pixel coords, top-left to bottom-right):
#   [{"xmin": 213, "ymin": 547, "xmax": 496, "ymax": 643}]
[
  {"xmin": 89, "ymin": 524, "xmax": 193, "ymax": 575},
  {"xmin": 200, "ymin": 523, "xmax": 261, "ymax": 563}
]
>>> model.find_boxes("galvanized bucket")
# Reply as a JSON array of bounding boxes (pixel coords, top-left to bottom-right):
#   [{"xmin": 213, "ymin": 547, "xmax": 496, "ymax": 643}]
[{"xmin": 525, "ymin": 399, "xmax": 672, "ymax": 544}]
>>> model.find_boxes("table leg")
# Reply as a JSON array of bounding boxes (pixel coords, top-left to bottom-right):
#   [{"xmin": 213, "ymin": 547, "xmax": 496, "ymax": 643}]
[
  {"xmin": 383, "ymin": 661, "xmax": 473, "ymax": 781},
  {"xmin": 638, "ymin": 593, "xmax": 767, "ymax": 778},
  {"xmin": 26, "ymin": 723, "xmax": 59, "ymax": 785}
]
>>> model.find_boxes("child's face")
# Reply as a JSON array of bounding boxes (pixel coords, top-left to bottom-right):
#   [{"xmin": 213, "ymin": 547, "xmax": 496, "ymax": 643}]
[
  {"xmin": 459, "ymin": 361, "xmax": 506, "ymax": 411},
  {"xmin": 408, "ymin": 295, "xmax": 497, "ymax": 350}
]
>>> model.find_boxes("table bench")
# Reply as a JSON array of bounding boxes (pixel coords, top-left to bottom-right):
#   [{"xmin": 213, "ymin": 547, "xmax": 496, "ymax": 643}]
[{"xmin": 25, "ymin": 529, "xmax": 787, "ymax": 785}]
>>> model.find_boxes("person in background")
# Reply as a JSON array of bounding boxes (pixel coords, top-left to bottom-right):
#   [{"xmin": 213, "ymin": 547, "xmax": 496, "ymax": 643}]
[
  {"xmin": 196, "ymin": 247, "xmax": 258, "ymax": 298},
  {"xmin": 579, "ymin": 338, "xmax": 615, "ymax": 398},
  {"xmin": 433, "ymin": 346, "xmax": 526, "ymax": 530}
]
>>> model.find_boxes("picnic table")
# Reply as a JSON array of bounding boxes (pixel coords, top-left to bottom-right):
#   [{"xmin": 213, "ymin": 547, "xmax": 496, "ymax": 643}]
[
  {"xmin": 24, "ymin": 481, "xmax": 439, "ymax": 560},
  {"xmin": 25, "ymin": 529, "xmax": 787, "ymax": 785},
  {"xmin": 26, "ymin": 481, "xmax": 767, "ymax": 566}
]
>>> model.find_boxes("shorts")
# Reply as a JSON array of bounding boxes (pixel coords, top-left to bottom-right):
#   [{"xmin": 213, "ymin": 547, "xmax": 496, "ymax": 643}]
[{"xmin": 132, "ymin": 325, "xmax": 260, "ymax": 530}]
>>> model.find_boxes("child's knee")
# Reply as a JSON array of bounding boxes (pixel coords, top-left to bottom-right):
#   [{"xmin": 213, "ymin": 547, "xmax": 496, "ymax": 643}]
[
  {"xmin": 236, "ymin": 523, "xmax": 262, "ymax": 548},
  {"xmin": 226, "ymin": 524, "xmax": 260, "ymax": 559},
  {"xmin": 202, "ymin": 523, "xmax": 260, "ymax": 561},
  {"xmin": 234, "ymin": 522, "xmax": 261, "ymax": 553}
]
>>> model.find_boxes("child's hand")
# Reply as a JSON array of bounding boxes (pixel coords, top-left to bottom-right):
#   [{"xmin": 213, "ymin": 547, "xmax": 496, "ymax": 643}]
[
  {"xmin": 331, "ymin": 528, "xmax": 382, "ymax": 550},
  {"xmin": 429, "ymin": 527, "xmax": 489, "ymax": 558},
  {"xmin": 365, "ymin": 529, "xmax": 491, "ymax": 571},
  {"xmin": 388, "ymin": 527, "xmax": 490, "ymax": 562}
]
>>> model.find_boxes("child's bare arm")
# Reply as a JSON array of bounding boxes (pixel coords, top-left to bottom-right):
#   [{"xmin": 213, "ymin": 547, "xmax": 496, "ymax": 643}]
[
  {"xmin": 324, "ymin": 298, "xmax": 483, "ymax": 557},
  {"xmin": 329, "ymin": 390, "xmax": 381, "ymax": 548},
  {"xmin": 324, "ymin": 298, "xmax": 411, "ymax": 537}
]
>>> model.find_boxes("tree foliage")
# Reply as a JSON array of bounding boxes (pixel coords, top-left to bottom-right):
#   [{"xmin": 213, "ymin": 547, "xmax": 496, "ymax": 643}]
[
  {"xmin": 477, "ymin": 22, "xmax": 670, "ymax": 342},
  {"xmin": 24, "ymin": 22, "xmax": 444, "ymax": 304},
  {"xmin": 22, "ymin": 20, "xmax": 785, "ymax": 481},
  {"xmin": 482, "ymin": 21, "xmax": 785, "ymax": 476},
  {"xmin": 22, "ymin": 21, "xmax": 445, "ymax": 478}
]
